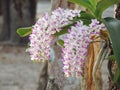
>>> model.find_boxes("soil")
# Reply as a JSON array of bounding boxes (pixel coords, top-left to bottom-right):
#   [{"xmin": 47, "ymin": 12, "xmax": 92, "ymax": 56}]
[{"xmin": 0, "ymin": 45, "xmax": 41, "ymax": 90}]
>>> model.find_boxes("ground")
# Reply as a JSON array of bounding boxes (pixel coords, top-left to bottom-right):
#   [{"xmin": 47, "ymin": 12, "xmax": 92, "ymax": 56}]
[
  {"xmin": 0, "ymin": 45, "xmax": 42, "ymax": 90},
  {"xmin": 0, "ymin": 0, "xmax": 114, "ymax": 90}
]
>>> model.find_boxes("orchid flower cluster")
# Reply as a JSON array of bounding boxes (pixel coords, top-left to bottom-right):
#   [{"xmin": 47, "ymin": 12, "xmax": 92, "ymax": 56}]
[
  {"xmin": 62, "ymin": 20, "xmax": 106, "ymax": 77},
  {"xmin": 29, "ymin": 8, "xmax": 81, "ymax": 61},
  {"xmin": 28, "ymin": 8, "xmax": 106, "ymax": 77}
]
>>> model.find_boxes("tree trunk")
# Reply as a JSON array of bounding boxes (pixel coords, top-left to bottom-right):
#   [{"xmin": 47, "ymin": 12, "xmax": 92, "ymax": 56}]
[
  {"xmin": 37, "ymin": 61, "xmax": 49, "ymax": 90},
  {"xmin": 0, "ymin": 0, "xmax": 37, "ymax": 44},
  {"xmin": 51, "ymin": 0, "xmax": 67, "ymax": 10},
  {"xmin": 0, "ymin": 0, "xmax": 2, "ymax": 15},
  {"xmin": 51, "ymin": 0, "xmax": 78, "ymax": 11},
  {"xmin": 10, "ymin": 0, "xmax": 37, "ymax": 44},
  {"xmin": 115, "ymin": 3, "xmax": 120, "ymax": 20},
  {"xmin": 0, "ymin": 0, "xmax": 10, "ymax": 41}
]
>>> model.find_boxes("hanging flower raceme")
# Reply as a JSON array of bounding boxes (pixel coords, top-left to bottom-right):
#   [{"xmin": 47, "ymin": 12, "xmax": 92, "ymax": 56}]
[
  {"xmin": 62, "ymin": 19, "xmax": 106, "ymax": 77},
  {"xmin": 29, "ymin": 15, "xmax": 51, "ymax": 61},
  {"xmin": 28, "ymin": 8, "xmax": 81, "ymax": 61}
]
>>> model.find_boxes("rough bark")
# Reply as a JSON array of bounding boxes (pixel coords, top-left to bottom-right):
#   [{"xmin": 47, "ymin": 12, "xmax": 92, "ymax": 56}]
[
  {"xmin": 37, "ymin": 61, "xmax": 49, "ymax": 90},
  {"xmin": 51, "ymin": 0, "xmax": 78, "ymax": 10},
  {"xmin": 51, "ymin": 0, "xmax": 67, "ymax": 10},
  {"xmin": 0, "ymin": 0, "xmax": 37, "ymax": 44}
]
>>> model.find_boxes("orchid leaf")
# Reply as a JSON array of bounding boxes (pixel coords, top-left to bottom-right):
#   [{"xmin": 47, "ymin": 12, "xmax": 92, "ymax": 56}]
[
  {"xmin": 89, "ymin": 0, "xmax": 97, "ymax": 10},
  {"xmin": 17, "ymin": 27, "xmax": 32, "ymax": 37},
  {"xmin": 114, "ymin": 69, "xmax": 120, "ymax": 84},
  {"xmin": 80, "ymin": 11, "xmax": 95, "ymax": 20},
  {"xmin": 103, "ymin": 17, "xmax": 120, "ymax": 84},
  {"xmin": 78, "ymin": 11, "xmax": 95, "ymax": 25},
  {"xmin": 54, "ymin": 23, "xmax": 75, "ymax": 37}
]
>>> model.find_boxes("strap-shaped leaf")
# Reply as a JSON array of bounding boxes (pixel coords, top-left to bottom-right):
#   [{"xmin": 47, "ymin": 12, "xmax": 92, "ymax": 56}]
[
  {"xmin": 103, "ymin": 17, "xmax": 120, "ymax": 83},
  {"xmin": 17, "ymin": 27, "xmax": 32, "ymax": 37},
  {"xmin": 95, "ymin": 0, "xmax": 120, "ymax": 19},
  {"xmin": 80, "ymin": 11, "xmax": 95, "ymax": 20},
  {"xmin": 89, "ymin": 0, "xmax": 97, "ymax": 9},
  {"xmin": 77, "ymin": 11, "xmax": 95, "ymax": 25},
  {"xmin": 103, "ymin": 17, "xmax": 120, "ymax": 69},
  {"xmin": 54, "ymin": 23, "xmax": 75, "ymax": 37},
  {"xmin": 114, "ymin": 69, "xmax": 120, "ymax": 84},
  {"xmin": 68, "ymin": 0, "xmax": 95, "ymax": 14}
]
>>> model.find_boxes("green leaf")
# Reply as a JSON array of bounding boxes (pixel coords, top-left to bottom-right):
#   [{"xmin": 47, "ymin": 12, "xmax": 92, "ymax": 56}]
[
  {"xmin": 95, "ymin": 0, "xmax": 120, "ymax": 19},
  {"xmin": 114, "ymin": 69, "xmax": 120, "ymax": 84},
  {"xmin": 103, "ymin": 17, "xmax": 120, "ymax": 83},
  {"xmin": 68, "ymin": 0, "xmax": 95, "ymax": 14},
  {"xmin": 78, "ymin": 11, "xmax": 95, "ymax": 25},
  {"xmin": 57, "ymin": 39, "xmax": 64, "ymax": 47},
  {"xmin": 80, "ymin": 11, "xmax": 95, "ymax": 20},
  {"xmin": 54, "ymin": 23, "xmax": 75, "ymax": 37},
  {"xmin": 17, "ymin": 27, "xmax": 32, "ymax": 37},
  {"xmin": 89, "ymin": 0, "xmax": 97, "ymax": 9}
]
